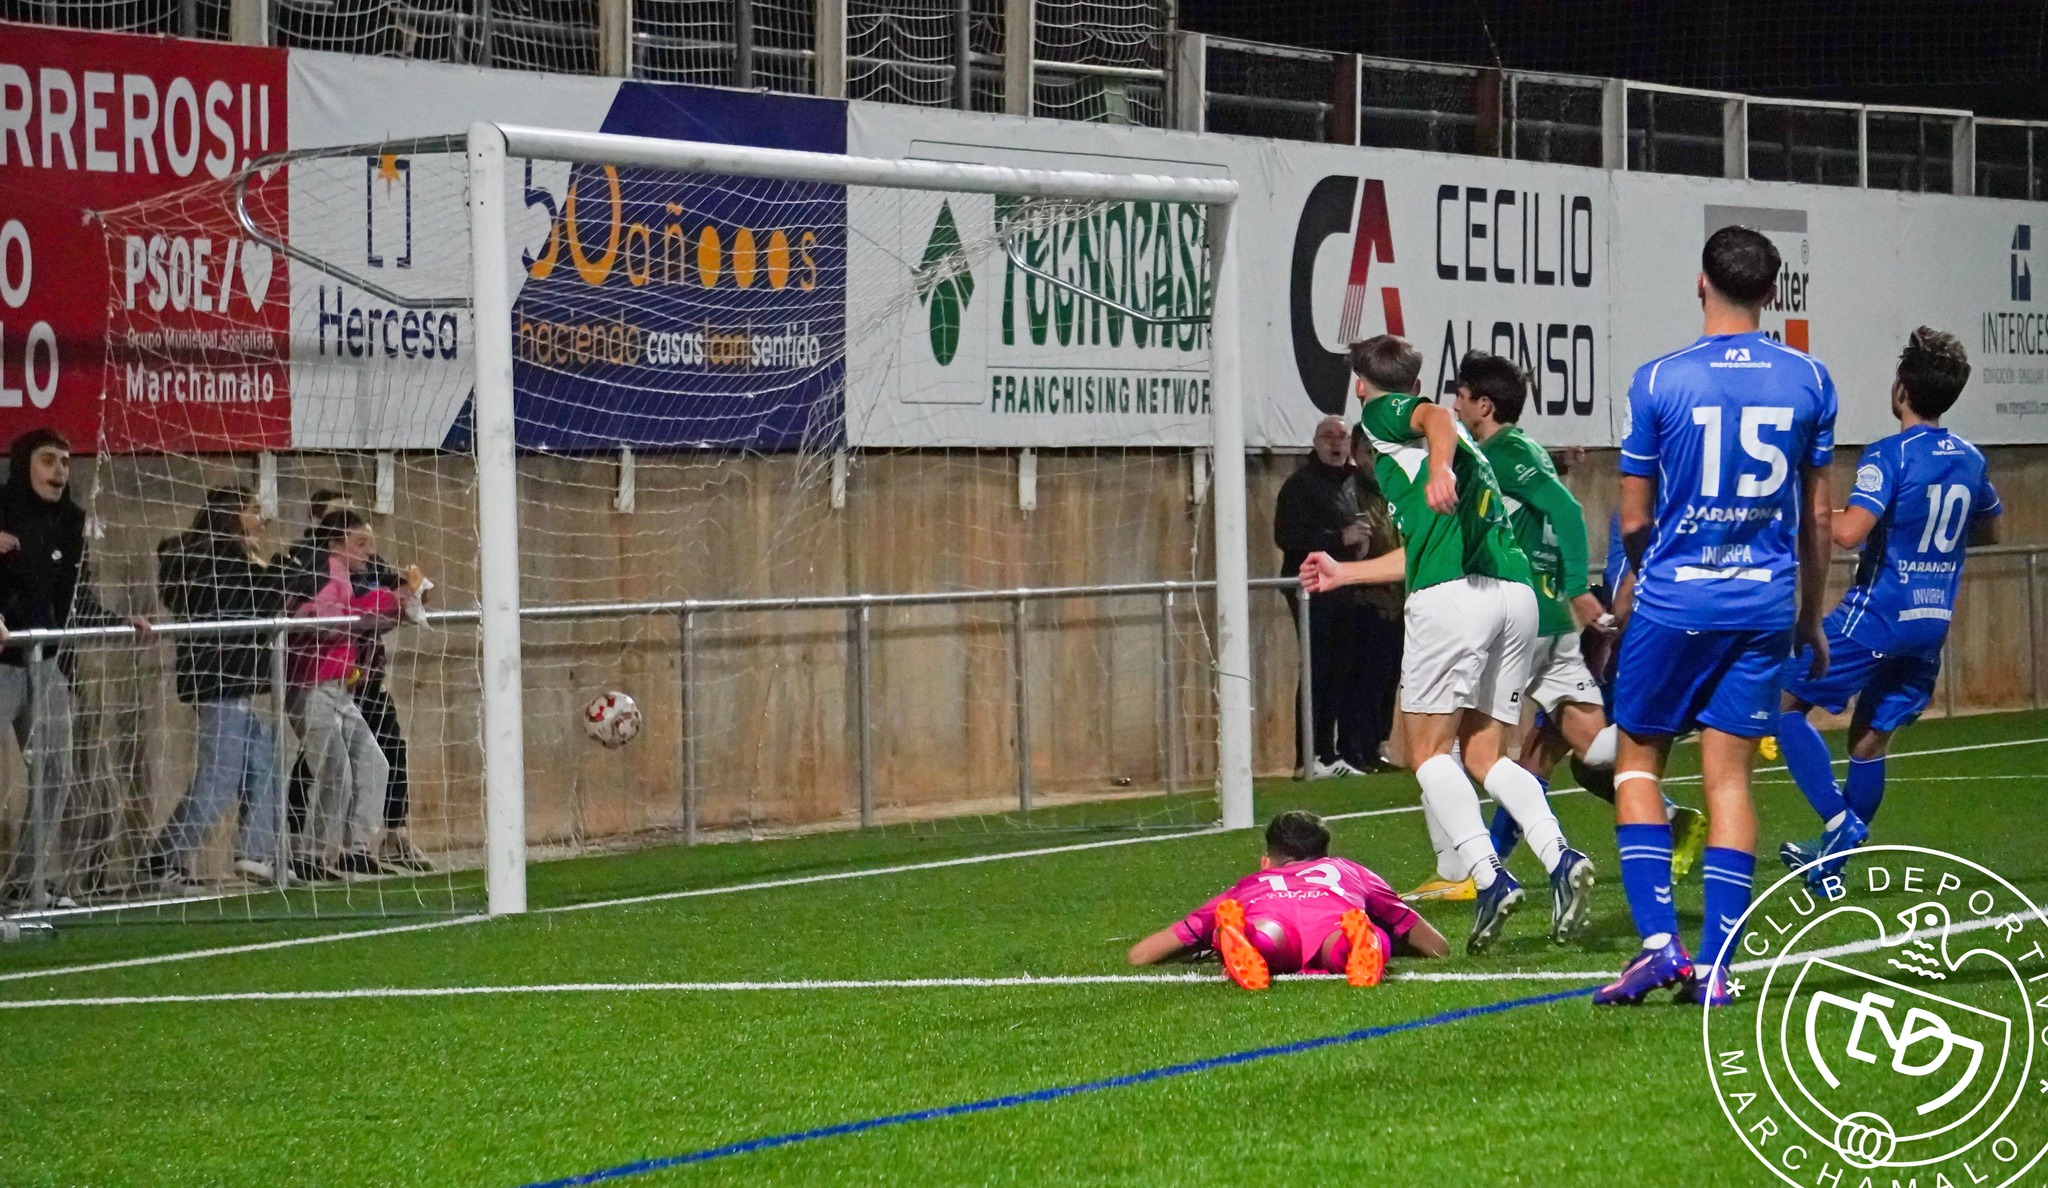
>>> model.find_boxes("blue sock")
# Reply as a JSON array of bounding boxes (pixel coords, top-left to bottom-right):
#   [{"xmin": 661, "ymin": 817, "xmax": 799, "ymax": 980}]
[
  {"xmin": 1698, "ymin": 847, "xmax": 1757, "ymax": 973},
  {"xmin": 1777, "ymin": 711, "xmax": 1845, "ymax": 824},
  {"xmin": 1845, "ymin": 756, "xmax": 1886, "ymax": 823},
  {"xmin": 1616, "ymin": 823, "xmax": 1679, "ymax": 945},
  {"xmin": 1488, "ymin": 805, "xmax": 1522, "ymax": 861}
]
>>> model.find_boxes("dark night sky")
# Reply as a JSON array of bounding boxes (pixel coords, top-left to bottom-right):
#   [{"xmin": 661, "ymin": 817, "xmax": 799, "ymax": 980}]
[{"xmin": 1179, "ymin": 1, "xmax": 2048, "ymax": 118}]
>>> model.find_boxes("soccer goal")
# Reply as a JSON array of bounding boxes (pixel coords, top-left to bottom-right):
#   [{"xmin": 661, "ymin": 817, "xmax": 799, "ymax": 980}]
[{"xmin": 42, "ymin": 124, "xmax": 1248, "ymax": 922}]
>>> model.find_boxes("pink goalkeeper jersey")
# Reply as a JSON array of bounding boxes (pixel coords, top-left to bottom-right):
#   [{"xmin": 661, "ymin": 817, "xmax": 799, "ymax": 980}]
[{"xmin": 1170, "ymin": 857, "xmax": 1419, "ymax": 956}]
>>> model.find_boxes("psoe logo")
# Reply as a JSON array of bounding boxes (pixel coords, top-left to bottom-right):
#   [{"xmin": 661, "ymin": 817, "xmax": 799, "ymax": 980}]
[{"xmin": 1704, "ymin": 846, "xmax": 2048, "ymax": 1187}]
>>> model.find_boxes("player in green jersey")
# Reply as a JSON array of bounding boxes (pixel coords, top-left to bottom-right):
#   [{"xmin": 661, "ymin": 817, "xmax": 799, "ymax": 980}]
[
  {"xmin": 1300, "ymin": 336, "xmax": 1595, "ymax": 953},
  {"xmin": 1453, "ymin": 351, "xmax": 1710, "ymax": 878}
]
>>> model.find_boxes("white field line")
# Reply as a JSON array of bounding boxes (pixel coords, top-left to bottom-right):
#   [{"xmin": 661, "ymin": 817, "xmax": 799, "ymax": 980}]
[
  {"xmin": 0, "ymin": 914, "xmax": 490, "ymax": 985},
  {"xmin": 0, "ymin": 969, "xmax": 1616, "ymax": 1009},
  {"xmin": 19, "ymin": 744, "xmax": 2030, "ymax": 927},
  {"xmin": 4, "ymin": 734, "xmax": 2042, "ymax": 987},
  {"xmin": 0, "ymin": 913, "xmax": 2024, "ymax": 1010}
]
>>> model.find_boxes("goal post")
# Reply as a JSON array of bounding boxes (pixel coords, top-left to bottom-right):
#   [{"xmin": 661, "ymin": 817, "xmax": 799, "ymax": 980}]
[{"xmin": 463, "ymin": 123, "xmax": 1252, "ymax": 916}]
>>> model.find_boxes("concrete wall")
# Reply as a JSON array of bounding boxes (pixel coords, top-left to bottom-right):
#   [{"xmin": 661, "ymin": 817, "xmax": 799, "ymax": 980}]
[{"xmin": 2, "ymin": 442, "xmax": 2042, "ymax": 880}]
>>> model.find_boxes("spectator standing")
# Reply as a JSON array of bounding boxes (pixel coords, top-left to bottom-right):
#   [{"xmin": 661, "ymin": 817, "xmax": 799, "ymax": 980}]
[
  {"xmin": 289, "ymin": 510, "xmax": 410, "ymax": 878},
  {"xmin": 1346, "ymin": 429, "xmax": 1405, "ymax": 772},
  {"xmin": 279, "ymin": 491, "xmax": 430, "ymax": 873},
  {"xmin": 146, "ymin": 486, "xmax": 288, "ymax": 890},
  {"xmin": 0, "ymin": 429, "xmax": 150, "ymax": 907},
  {"xmin": 1275, "ymin": 416, "xmax": 1383, "ymax": 777}
]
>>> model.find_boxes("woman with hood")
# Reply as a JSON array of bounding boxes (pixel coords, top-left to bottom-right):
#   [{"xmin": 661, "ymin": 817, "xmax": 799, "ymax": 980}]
[
  {"xmin": 289, "ymin": 508, "xmax": 415, "ymax": 879},
  {"xmin": 147, "ymin": 485, "xmax": 287, "ymax": 890},
  {"xmin": 0, "ymin": 428, "xmax": 150, "ymax": 908}
]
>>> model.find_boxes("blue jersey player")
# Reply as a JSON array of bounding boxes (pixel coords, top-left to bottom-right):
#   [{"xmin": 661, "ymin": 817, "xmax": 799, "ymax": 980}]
[
  {"xmin": 1775, "ymin": 328, "xmax": 2000, "ymax": 886},
  {"xmin": 1594, "ymin": 226, "xmax": 1838, "ymax": 1007}
]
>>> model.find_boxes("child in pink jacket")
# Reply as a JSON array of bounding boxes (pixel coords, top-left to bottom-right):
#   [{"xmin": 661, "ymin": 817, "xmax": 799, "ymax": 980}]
[{"xmin": 289, "ymin": 509, "xmax": 411, "ymax": 877}]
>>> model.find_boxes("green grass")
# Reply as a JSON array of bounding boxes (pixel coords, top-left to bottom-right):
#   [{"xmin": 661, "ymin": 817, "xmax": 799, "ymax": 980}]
[{"xmin": 4, "ymin": 711, "xmax": 2046, "ymax": 1186}]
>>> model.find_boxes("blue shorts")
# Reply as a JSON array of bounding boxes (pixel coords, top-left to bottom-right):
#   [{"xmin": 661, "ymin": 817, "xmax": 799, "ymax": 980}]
[
  {"xmin": 1612, "ymin": 617, "xmax": 1792, "ymax": 738},
  {"xmin": 1781, "ymin": 628, "xmax": 1940, "ymax": 733}
]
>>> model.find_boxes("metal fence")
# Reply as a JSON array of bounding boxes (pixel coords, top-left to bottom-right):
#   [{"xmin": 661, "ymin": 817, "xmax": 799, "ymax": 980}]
[
  {"xmin": 14, "ymin": 0, "xmax": 2048, "ymax": 188},
  {"xmin": 5, "ymin": 541, "xmax": 2041, "ymax": 903}
]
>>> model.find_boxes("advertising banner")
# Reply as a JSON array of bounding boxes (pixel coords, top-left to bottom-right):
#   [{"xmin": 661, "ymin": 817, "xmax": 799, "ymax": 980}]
[
  {"xmin": 850, "ymin": 102, "xmax": 2048, "ymax": 450},
  {"xmin": 1, "ymin": 24, "xmax": 288, "ymax": 451},
  {"xmin": 284, "ymin": 55, "xmax": 845, "ymax": 451},
  {"xmin": 1609, "ymin": 172, "xmax": 2047, "ymax": 445},
  {"xmin": 844, "ymin": 109, "xmax": 1230, "ymax": 448},
  {"xmin": 1269, "ymin": 140, "xmax": 1614, "ymax": 448},
  {"xmin": 844, "ymin": 103, "xmax": 1620, "ymax": 449},
  {"xmin": 11, "ymin": 24, "xmax": 2048, "ymax": 454}
]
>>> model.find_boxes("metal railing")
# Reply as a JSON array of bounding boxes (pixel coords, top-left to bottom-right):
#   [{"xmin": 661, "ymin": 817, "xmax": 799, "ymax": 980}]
[{"xmin": 5, "ymin": 543, "xmax": 2041, "ymax": 904}]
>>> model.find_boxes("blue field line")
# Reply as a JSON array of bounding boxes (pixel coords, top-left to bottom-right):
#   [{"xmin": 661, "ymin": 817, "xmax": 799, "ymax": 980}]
[{"xmin": 517, "ymin": 984, "xmax": 1597, "ymax": 1187}]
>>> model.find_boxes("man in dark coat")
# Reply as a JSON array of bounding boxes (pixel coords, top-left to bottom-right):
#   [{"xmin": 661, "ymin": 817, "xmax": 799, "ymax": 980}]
[{"xmin": 1274, "ymin": 416, "xmax": 1390, "ymax": 777}]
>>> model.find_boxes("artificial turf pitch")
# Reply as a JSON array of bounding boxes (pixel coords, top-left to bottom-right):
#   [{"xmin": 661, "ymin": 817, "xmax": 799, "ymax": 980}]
[{"xmin": 3, "ymin": 709, "xmax": 2045, "ymax": 1186}]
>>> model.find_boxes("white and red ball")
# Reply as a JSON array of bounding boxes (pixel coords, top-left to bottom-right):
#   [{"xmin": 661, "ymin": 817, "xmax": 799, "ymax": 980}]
[{"xmin": 582, "ymin": 691, "xmax": 642, "ymax": 748}]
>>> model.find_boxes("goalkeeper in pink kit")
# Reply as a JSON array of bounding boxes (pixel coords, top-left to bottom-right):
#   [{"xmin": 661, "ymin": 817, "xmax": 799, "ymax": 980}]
[{"xmin": 1128, "ymin": 811, "xmax": 1450, "ymax": 990}]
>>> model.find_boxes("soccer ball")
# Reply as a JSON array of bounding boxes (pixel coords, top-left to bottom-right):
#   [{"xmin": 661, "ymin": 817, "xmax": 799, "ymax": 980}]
[{"xmin": 581, "ymin": 691, "xmax": 642, "ymax": 749}]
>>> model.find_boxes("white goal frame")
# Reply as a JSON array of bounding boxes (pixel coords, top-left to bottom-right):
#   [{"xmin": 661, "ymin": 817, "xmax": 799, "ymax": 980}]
[{"xmin": 465, "ymin": 122, "xmax": 1250, "ymax": 915}]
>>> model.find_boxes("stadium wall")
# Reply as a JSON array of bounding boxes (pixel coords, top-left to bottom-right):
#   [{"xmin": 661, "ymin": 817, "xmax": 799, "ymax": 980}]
[
  {"xmin": 13, "ymin": 443, "xmax": 2039, "ymax": 866},
  {"xmin": 3, "ymin": 25, "xmax": 2047, "ymax": 859}
]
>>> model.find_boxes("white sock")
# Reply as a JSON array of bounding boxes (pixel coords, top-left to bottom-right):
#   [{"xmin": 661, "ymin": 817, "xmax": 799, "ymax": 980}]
[
  {"xmin": 1583, "ymin": 723, "xmax": 1618, "ymax": 769},
  {"xmin": 1417, "ymin": 754, "xmax": 1497, "ymax": 889},
  {"xmin": 1421, "ymin": 798, "xmax": 1465, "ymax": 883},
  {"xmin": 1824, "ymin": 810, "xmax": 1846, "ymax": 831},
  {"xmin": 1486, "ymin": 758, "xmax": 1568, "ymax": 873},
  {"xmin": 1643, "ymin": 932, "xmax": 1673, "ymax": 951}
]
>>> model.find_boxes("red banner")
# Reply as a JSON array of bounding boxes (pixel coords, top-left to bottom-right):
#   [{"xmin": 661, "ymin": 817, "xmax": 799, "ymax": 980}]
[{"xmin": 0, "ymin": 23, "xmax": 288, "ymax": 452}]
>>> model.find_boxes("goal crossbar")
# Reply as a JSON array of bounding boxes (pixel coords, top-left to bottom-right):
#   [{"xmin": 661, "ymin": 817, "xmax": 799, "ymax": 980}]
[{"xmin": 462, "ymin": 121, "xmax": 1253, "ymax": 917}]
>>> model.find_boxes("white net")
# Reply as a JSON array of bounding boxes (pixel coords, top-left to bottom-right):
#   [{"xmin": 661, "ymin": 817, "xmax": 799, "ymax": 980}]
[{"xmin": 18, "ymin": 137, "xmax": 1223, "ymax": 923}]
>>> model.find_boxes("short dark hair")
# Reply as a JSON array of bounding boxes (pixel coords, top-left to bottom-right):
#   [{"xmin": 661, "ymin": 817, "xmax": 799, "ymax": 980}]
[
  {"xmin": 308, "ymin": 488, "xmax": 348, "ymax": 519},
  {"xmin": 312, "ymin": 507, "xmax": 369, "ymax": 550},
  {"xmin": 1347, "ymin": 335, "xmax": 1423, "ymax": 395},
  {"xmin": 1701, "ymin": 226, "xmax": 1781, "ymax": 306},
  {"xmin": 190, "ymin": 484, "xmax": 255, "ymax": 540},
  {"xmin": 1457, "ymin": 350, "xmax": 1529, "ymax": 423},
  {"xmin": 1897, "ymin": 326, "xmax": 1971, "ymax": 420},
  {"xmin": 1265, "ymin": 810, "xmax": 1331, "ymax": 862}
]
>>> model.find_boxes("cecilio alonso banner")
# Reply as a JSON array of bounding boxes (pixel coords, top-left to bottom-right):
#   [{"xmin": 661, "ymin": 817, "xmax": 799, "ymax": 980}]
[{"xmin": 4, "ymin": 21, "xmax": 2046, "ymax": 453}]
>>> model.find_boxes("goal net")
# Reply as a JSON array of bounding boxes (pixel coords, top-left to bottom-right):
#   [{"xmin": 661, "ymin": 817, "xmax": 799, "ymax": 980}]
[{"xmin": 4, "ymin": 128, "xmax": 1246, "ymax": 922}]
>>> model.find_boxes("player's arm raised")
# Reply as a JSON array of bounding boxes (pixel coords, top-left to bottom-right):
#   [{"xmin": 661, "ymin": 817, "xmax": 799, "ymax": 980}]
[
  {"xmin": 1299, "ymin": 547, "xmax": 1406, "ymax": 593},
  {"xmin": 1409, "ymin": 401, "xmax": 1461, "ymax": 514}
]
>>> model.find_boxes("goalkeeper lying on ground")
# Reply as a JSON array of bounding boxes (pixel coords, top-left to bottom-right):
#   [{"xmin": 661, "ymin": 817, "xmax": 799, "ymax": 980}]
[{"xmin": 1127, "ymin": 811, "xmax": 1451, "ymax": 990}]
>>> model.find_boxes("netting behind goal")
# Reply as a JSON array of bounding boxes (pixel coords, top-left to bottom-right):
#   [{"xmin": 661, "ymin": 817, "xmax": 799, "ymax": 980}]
[{"xmin": 8, "ymin": 136, "xmax": 1230, "ymax": 922}]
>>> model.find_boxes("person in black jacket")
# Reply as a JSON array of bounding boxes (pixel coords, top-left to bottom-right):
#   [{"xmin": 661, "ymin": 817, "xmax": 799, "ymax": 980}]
[
  {"xmin": 145, "ymin": 485, "xmax": 288, "ymax": 889},
  {"xmin": 1274, "ymin": 416, "xmax": 1390, "ymax": 778},
  {"xmin": 0, "ymin": 428, "xmax": 151, "ymax": 907}
]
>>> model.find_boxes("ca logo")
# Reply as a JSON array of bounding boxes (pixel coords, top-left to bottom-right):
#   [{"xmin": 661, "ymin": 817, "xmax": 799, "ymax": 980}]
[{"xmin": 1704, "ymin": 846, "xmax": 2047, "ymax": 1186}]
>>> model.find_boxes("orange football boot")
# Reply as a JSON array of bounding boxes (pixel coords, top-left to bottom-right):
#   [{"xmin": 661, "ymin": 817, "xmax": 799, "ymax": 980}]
[
  {"xmin": 1340, "ymin": 909, "xmax": 1387, "ymax": 987},
  {"xmin": 1212, "ymin": 899, "xmax": 1269, "ymax": 991}
]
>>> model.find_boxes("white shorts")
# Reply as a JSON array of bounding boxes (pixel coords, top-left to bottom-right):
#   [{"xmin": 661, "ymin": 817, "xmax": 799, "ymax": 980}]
[
  {"xmin": 1399, "ymin": 576, "xmax": 1539, "ymax": 723},
  {"xmin": 1526, "ymin": 631, "xmax": 1604, "ymax": 714}
]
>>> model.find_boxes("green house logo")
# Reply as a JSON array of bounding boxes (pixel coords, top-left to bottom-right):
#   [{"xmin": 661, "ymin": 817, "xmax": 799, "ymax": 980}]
[{"xmin": 915, "ymin": 201, "xmax": 974, "ymax": 365}]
